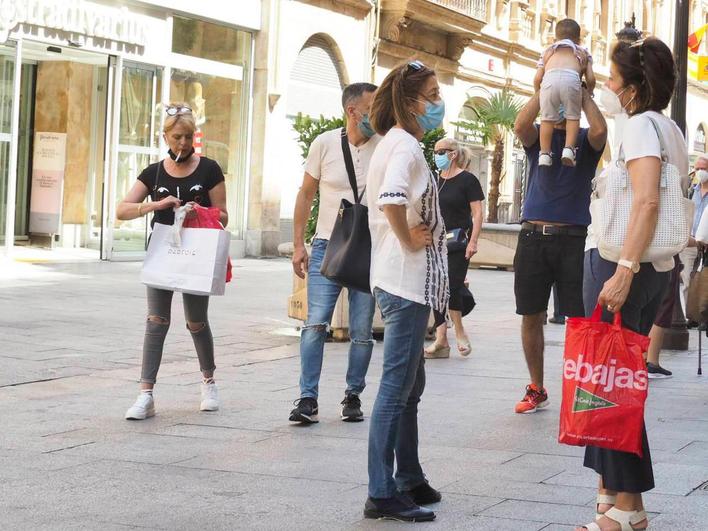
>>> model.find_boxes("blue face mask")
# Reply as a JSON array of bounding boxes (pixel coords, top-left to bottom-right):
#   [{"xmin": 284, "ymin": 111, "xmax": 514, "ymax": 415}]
[
  {"xmin": 434, "ymin": 153, "xmax": 451, "ymax": 170},
  {"xmin": 358, "ymin": 113, "xmax": 376, "ymax": 138},
  {"xmin": 416, "ymin": 99, "xmax": 445, "ymax": 132}
]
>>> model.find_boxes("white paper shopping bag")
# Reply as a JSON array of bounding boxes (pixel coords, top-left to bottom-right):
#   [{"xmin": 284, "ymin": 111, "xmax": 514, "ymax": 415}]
[{"xmin": 141, "ymin": 222, "xmax": 230, "ymax": 296}]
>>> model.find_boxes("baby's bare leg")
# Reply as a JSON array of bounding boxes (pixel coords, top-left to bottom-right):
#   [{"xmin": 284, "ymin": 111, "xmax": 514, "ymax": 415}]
[
  {"xmin": 565, "ymin": 119, "xmax": 580, "ymax": 150},
  {"xmin": 540, "ymin": 121, "xmax": 554, "ymax": 154}
]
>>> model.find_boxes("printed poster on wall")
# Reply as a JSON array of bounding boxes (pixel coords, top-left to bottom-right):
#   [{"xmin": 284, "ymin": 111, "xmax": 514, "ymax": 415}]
[{"xmin": 29, "ymin": 132, "xmax": 67, "ymax": 235}]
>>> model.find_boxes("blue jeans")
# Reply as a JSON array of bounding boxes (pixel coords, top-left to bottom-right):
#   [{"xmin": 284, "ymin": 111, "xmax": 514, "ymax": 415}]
[
  {"xmin": 368, "ymin": 288, "xmax": 429, "ymax": 498},
  {"xmin": 299, "ymin": 238, "xmax": 375, "ymax": 399}
]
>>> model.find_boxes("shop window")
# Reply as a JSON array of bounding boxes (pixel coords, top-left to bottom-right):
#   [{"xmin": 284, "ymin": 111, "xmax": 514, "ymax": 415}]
[
  {"xmin": 170, "ymin": 67, "xmax": 251, "ymax": 237},
  {"xmin": 172, "ymin": 16, "xmax": 249, "ymax": 67},
  {"xmin": 695, "ymin": 124, "xmax": 707, "ymax": 154}
]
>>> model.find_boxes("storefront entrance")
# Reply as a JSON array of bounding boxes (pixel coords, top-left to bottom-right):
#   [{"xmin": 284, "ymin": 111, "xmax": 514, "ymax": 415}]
[
  {"xmin": 1, "ymin": 7, "xmax": 254, "ymax": 261},
  {"xmin": 9, "ymin": 43, "xmax": 109, "ymax": 256}
]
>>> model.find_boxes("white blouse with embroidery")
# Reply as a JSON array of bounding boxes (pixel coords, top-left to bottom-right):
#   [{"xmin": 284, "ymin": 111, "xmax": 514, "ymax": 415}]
[{"xmin": 366, "ymin": 127, "xmax": 449, "ymax": 312}]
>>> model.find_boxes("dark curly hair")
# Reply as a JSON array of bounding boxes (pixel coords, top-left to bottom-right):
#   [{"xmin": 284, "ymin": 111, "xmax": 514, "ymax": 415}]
[{"xmin": 610, "ymin": 37, "xmax": 676, "ymax": 115}]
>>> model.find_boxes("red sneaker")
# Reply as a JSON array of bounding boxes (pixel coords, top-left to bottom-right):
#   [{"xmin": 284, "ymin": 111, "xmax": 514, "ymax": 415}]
[{"xmin": 514, "ymin": 384, "xmax": 549, "ymax": 414}]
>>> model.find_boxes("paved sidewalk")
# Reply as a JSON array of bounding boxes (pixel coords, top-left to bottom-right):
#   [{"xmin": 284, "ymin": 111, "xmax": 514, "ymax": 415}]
[{"xmin": 1, "ymin": 258, "xmax": 707, "ymax": 530}]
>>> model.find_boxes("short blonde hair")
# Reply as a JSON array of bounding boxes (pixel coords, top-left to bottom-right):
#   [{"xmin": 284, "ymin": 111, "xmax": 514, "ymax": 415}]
[
  {"xmin": 163, "ymin": 101, "xmax": 197, "ymax": 134},
  {"xmin": 436, "ymin": 137, "xmax": 472, "ymax": 169}
]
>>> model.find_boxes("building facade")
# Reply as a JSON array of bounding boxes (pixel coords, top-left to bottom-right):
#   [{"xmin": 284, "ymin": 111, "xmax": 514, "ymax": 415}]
[
  {"xmin": 0, "ymin": 0, "xmax": 260, "ymax": 259},
  {"xmin": 1, "ymin": 0, "xmax": 706, "ymax": 259},
  {"xmin": 266, "ymin": 0, "xmax": 708, "ymax": 250}
]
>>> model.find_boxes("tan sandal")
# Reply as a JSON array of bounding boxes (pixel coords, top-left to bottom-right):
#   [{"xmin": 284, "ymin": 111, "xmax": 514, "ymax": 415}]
[
  {"xmin": 579, "ymin": 507, "xmax": 648, "ymax": 531},
  {"xmin": 424, "ymin": 343, "xmax": 450, "ymax": 359}
]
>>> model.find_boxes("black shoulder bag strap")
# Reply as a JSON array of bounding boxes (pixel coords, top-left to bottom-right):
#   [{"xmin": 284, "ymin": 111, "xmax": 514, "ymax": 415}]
[{"xmin": 341, "ymin": 129, "xmax": 365, "ymax": 204}]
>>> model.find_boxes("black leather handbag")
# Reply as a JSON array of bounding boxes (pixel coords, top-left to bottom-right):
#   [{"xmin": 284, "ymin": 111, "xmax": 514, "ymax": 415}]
[
  {"xmin": 319, "ymin": 129, "xmax": 371, "ymax": 293},
  {"xmin": 445, "ymin": 228, "xmax": 468, "ymax": 253}
]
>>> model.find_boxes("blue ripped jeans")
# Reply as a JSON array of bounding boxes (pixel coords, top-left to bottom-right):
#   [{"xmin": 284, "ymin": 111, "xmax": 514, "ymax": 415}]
[
  {"xmin": 299, "ymin": 238, "xmax": 376, "ymax": 399},
  {"xmin": 368, "ymin": 287, "xmax": 429, "ymax": 498}
]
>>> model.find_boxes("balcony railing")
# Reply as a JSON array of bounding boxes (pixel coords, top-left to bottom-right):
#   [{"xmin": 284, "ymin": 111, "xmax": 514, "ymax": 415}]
[{"xmin": 428, "ymin": 0, "xmax": 487, "ymax": 21}]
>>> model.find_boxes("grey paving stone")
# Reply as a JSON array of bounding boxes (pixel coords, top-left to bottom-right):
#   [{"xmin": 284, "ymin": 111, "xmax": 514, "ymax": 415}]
[
  {"xmin": 477, "ymin": 499, "xmax": 589, "ymax": 525},
  {"xmin": 444, "ymin": 476, "xmax": 596, "ymax": 506},
  {"xmin": 2, "ymin": 260, "xmax": 707, "ymax": 529}
]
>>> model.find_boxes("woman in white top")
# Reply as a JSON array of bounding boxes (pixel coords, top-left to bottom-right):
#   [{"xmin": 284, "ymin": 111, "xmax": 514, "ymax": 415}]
[
  {"xmin": 362, "ymin": 60, "xmax": 448, "ymax": 523},
  {"xmin": 577, "ymin": 38, "xmax": 689, "ymax": 531}
]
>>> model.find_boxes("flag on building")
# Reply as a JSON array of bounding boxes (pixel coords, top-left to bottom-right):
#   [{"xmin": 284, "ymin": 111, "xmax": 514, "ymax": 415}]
[{"xmin": 688, "ymin": 24, "xmax": 708, "ymax": 53}]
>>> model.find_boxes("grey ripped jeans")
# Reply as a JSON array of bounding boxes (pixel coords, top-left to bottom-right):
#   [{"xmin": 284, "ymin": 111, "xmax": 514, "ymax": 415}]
[{"xmin": 140, "ymin": 287, "xmax": 215, "ymax": 384}]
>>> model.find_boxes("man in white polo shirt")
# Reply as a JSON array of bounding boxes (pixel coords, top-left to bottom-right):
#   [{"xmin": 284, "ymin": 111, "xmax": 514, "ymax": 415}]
[{"xmin": 290, "ymin": 83, "xmax": 380, "ymax": 424}]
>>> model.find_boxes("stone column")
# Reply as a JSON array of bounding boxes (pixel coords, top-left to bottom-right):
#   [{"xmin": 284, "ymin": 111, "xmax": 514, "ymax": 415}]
[{"xmin": 246, "ymin": 0, "xmax": 282, "ymax": 256}]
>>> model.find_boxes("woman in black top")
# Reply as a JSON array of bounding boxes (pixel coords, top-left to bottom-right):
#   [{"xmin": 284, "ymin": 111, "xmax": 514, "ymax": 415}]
[
  {"xmin": 116, "ymin": 102, "xmax": 228, "ymax": 420},
  {"xmin": 425, "ymin": 138, "xmax": 484, "ymax": 358}
]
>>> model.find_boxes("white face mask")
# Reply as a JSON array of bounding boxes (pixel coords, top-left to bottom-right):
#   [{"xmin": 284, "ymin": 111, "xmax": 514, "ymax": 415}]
[
  {"xmin": 599, "ymin": 85, "xmax": 628, "ymax": 116},
  {"xmin": 697, "ymin": 169, "xmax": 708, "ymax": 184}
]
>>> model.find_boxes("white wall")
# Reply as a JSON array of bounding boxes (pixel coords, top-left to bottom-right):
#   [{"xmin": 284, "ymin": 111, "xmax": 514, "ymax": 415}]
[
  {"xmin": 268, "ymin": 1, "xmax": 372, "ymax": 221},
  {"xmin": 129, "ymin": 0, "xmax": 261, "ymax": 30}
]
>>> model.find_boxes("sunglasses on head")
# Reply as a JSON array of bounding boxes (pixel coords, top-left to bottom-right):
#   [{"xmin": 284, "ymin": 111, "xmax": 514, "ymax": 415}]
[
  {"xmin": 165, "ymin": 106, "xmax": 192, "ymax": 116},
  {"xmin": 629, "ymin": 38, "xmax": 646, "ymax": 70},
  {"xmin": 407, "ymin": 60, "xmax": 426, "ymax": 72},
  {"xmin": 434, "ymin": 149, "xmax": 452, "ymax": 155}
]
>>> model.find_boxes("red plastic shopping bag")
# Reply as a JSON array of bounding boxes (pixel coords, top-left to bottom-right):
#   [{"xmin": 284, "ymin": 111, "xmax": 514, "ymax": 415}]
[
  {"xmin": 558, "ymin": 305, "xmax": 650, "ymax": 457},
  {"xmin": 183, "ymin": 205, "xmax": 233, "ymax": 283}
]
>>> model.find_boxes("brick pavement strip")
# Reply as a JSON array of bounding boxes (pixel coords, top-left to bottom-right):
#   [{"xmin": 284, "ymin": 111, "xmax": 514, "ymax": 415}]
[{"xmin": 1, "ymin": 259, "xmax": 707, "ymax": 530}]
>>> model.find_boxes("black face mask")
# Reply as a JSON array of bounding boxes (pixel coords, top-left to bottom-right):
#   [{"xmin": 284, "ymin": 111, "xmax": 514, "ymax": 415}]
[{"xmin": 167, "ymin": 147, "xmax": 195, "ymax": 163}]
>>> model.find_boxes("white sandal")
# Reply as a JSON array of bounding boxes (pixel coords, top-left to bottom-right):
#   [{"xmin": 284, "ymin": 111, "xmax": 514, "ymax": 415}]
[
  {"xmin": 595, "ymin": 493, "xmax": 617, "ymax": 521},
  {"xmin": 457, "ymin": 336, "xmax": 471, "ymax": 356},
  {"xmin": 580, "ymin": 507, "xmax": 648, "ymax": 531}
]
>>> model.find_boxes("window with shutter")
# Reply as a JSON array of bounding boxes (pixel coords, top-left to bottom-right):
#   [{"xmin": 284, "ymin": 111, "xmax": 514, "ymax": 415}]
[{"xmin": 286, "ymin": 35, "xmax": 347, "ymax": 119}]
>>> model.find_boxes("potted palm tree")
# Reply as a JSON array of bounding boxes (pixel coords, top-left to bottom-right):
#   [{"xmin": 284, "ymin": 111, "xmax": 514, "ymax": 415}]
[
  {"xmin": 455, "ymin": 89, "xmax": 522, "ymax": 268},
  {"xmin": 456, "ymin": 89, "xmax": 521, "ymax": 223}
]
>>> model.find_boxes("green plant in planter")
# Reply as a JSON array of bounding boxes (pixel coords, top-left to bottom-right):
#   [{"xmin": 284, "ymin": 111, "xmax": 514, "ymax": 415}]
[
  {"xmin": 293, "ymin": 113, "xmax": 345, "ymax": 243},
  {"xmin": 421, "ymin": 128, "xmax": 446, "ymax": 169}
]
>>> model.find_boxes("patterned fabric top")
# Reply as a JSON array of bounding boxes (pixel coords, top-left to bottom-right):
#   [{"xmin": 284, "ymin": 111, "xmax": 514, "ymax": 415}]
[{"xmin": 366, "ymin": 127, "xmax": 449, "ymax": 312}]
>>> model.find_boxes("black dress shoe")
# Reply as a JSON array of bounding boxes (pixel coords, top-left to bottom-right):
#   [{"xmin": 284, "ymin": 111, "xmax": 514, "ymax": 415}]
[
  {"xmin": 364, "ymin": 494, "xmax": 435, "ymax": 522},
  {"xmin": 403, "ymin": 482, "xmax": 442, "ymax": 505}
]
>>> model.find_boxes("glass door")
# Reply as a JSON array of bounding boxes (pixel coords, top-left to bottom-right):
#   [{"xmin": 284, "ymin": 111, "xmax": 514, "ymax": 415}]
[
  {"xmin": 108, "ymin": 61, "xmax": 162, "ymax": 256},
  {"xmin": 0, "ymin": 43, "xmax": 17, "ymax": 245}
]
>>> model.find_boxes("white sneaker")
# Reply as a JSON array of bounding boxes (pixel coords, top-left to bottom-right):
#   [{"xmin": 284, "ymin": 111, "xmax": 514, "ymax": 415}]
[
  {"xmin": 561, "ymin": 147, "xmax": 576, "ymax": 166},
  {"xmin": 200, "ymin": 381, "xmax": 220, "ymax": 411},
  {"xmin": 125, "ymin": 392, "xmax": 155, "ymax": 420},
  {"xmin": 538, "ymin": 152, "xmax": 552, "ymax": 166}
]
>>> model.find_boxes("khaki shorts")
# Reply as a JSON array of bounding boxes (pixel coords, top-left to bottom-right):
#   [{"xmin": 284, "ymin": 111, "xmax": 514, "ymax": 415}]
[{"xmin": 540, "ymin": 69, "xmax": 582, "ymax": 122}]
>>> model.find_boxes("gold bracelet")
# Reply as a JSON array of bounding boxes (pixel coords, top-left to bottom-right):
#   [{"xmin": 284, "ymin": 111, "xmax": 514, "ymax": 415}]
[{"xmin": 138, "ymin": 203, "xmax": 143, "ymax": 216}]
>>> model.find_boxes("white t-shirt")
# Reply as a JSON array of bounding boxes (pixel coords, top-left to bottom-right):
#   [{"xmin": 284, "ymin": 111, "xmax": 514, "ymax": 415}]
[
  {"xmin": 304, "ymin": 128, "xmax": 380, "ymax": 240},
  {"xmin": 587, "ymin": 111, "xmax": 689, "ymax": 271},
  {"xmin": 366, "ymin": 128, "xmax": 449, "ymax": 312}
]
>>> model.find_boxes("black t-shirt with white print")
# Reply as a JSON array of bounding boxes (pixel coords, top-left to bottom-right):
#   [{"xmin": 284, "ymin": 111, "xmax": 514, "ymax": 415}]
[{"xmin": 137, "ymin": 156, "xmax": 225, "ymax": 226}]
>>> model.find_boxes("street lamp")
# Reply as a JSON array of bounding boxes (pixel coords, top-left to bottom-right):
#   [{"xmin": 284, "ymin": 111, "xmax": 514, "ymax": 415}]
[{"xmin": 615, "ymin": 14, "xmax": 642, "ymax": 43}]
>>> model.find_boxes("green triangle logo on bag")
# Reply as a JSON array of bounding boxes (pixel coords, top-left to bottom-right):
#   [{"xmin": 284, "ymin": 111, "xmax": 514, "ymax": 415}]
[{"xmin": 572, "ymin": 387, "xmax": 618, "ymax": 412}]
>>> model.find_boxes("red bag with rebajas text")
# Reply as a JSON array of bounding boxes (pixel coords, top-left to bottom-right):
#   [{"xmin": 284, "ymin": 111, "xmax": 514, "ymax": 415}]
[
  {"xmin": 183, "ymin": 205, "xmax": 233, "ymax": 283},
  {"xmin": 559, "ymin": 305, "xmax": 650, "ymax": 457}
]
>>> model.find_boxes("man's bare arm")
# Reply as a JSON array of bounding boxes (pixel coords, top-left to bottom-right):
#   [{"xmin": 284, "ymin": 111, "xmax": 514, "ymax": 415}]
[{"xmin": 514, "ymin": 93, "xmax": 540, "ymax": 148}]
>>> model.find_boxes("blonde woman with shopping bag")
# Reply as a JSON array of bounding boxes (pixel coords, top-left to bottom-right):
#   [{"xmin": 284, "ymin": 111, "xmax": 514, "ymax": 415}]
[{"xmin": 116, "ymin": 103, "xmax": 228, "ymax": 420}]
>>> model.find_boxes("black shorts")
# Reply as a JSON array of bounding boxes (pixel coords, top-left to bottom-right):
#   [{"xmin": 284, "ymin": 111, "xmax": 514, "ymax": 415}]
[
  {"xmin": 513, "ymin": 229, "xmax": 586, "ymax": 316},
  {"xmin": 653, "ymin": 255, "xmax": 681, "ymax": 328}
]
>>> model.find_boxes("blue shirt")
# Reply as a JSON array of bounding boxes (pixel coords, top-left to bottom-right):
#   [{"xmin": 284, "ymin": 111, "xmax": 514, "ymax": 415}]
[
  {"xmin": 521, "ymin": 126, "xmax": 604, "ymax": 226},
  {"xmin": 691, "ymin": 184, "xmax": 708, "ymax": 236}
]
